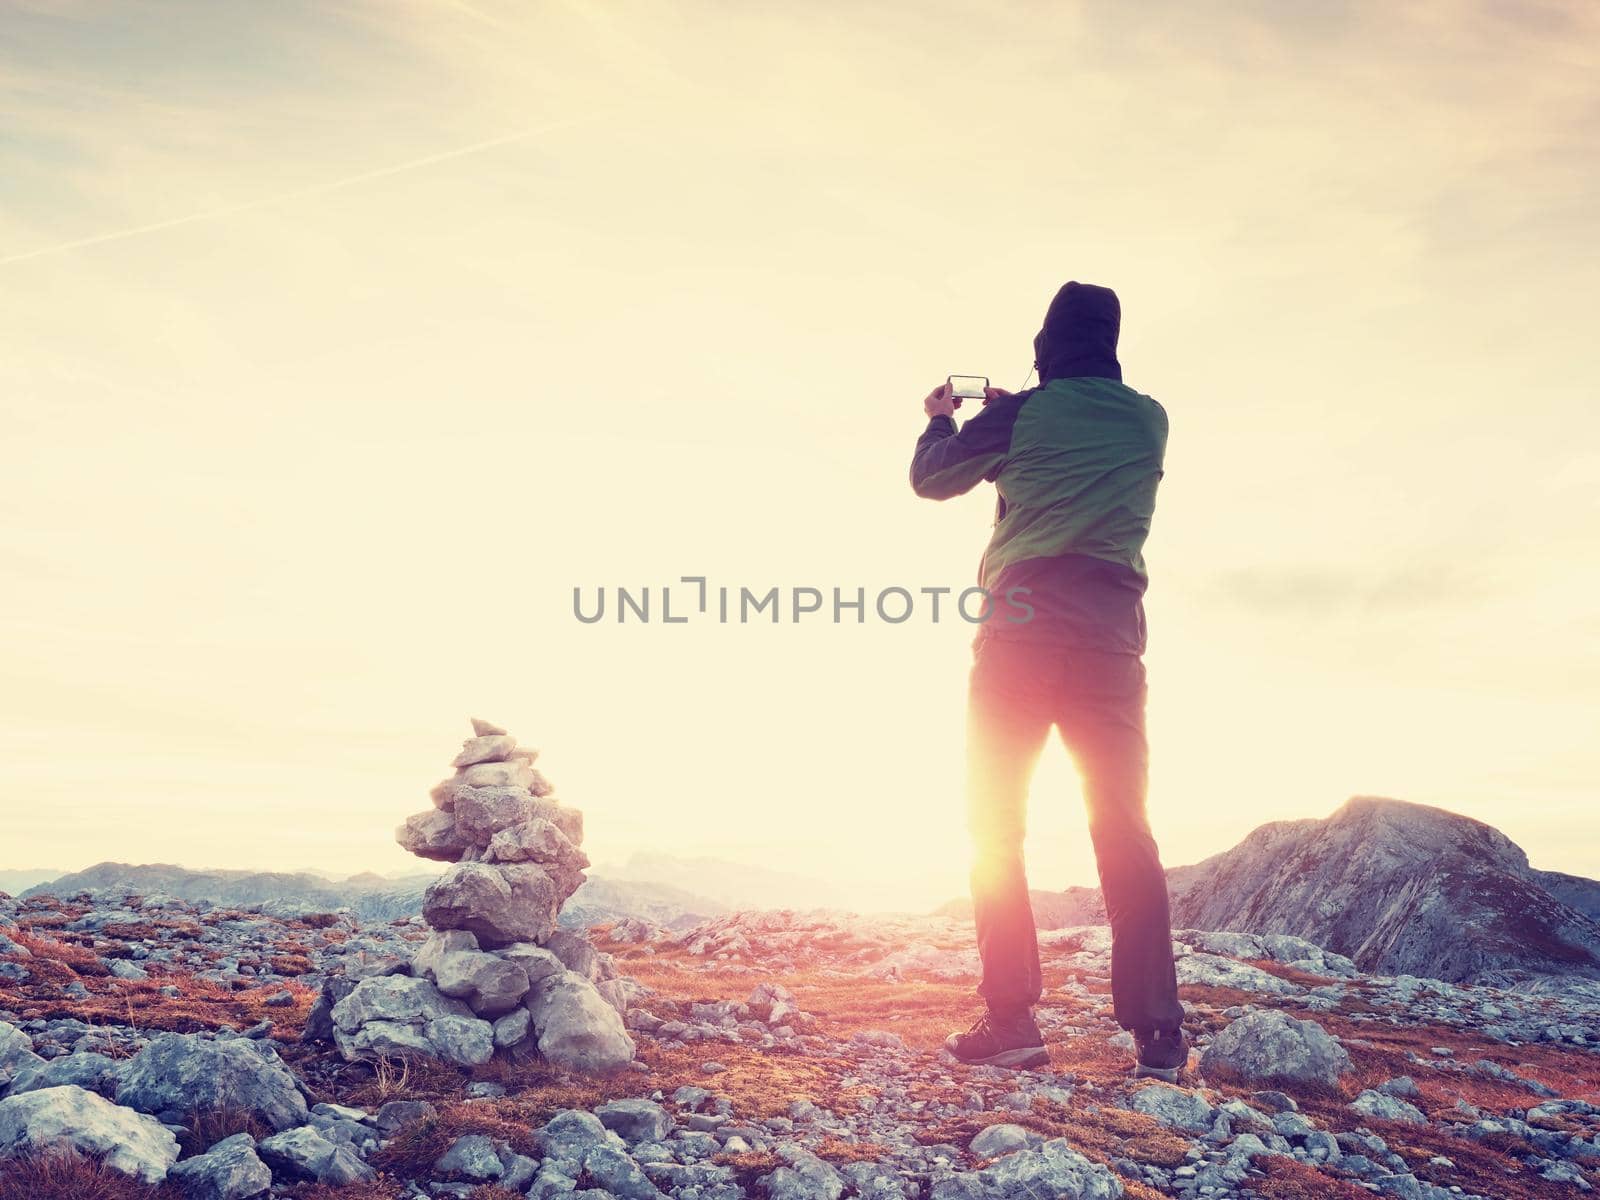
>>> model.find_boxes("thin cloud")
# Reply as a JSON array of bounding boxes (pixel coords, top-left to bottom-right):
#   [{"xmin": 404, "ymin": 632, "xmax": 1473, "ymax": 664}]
[
  {"xmin": 1209, "ymin": 564, "xmax": 1495, "ymax": 615},
  {"xmin": 0, "ymin": 117, "xmax": 593, "ymax": 268}
]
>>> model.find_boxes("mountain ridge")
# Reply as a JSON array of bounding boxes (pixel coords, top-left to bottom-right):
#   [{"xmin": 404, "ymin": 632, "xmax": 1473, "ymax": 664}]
[
  {"xmin": 940, "ymin": 795, "xmax": 1600, "ymax": 984},
  {"xmin": 18, "ymin": 859, "xmax": 728, "ymax": 929}
]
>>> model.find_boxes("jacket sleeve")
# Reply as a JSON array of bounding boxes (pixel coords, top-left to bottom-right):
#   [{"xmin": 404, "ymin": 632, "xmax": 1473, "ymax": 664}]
[{"xmin": 909, "ymin": 397, "xmax": 1022, "ymax": 500}]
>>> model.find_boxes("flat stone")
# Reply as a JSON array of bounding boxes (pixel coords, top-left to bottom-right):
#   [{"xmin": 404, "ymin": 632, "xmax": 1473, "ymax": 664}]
[
  {"xmin": 374, "ymin": 1100, "xmax": 436, "ymax": 1135},
  {"xmin": 396, "ymin": 808, "xmax": 471, "ymax": 861},
  {"xmin": 454, "ymin": 735, "xmax": 518, "ymax": 768},
  {"xmin": 429, "ymin": 948, "xmax": 531, "ymax": 1016},
  {"xmin": 422, "ymin": 861, "xmax": 561, "ymax": 947},
  {"xmin": 595, "ymin": 1098, "xmax": 673, "ymax": 1144},
  {"xmin": 333, "ymin": 1020, "xmax": 432, "ymax": 1060},
  {"xmin": 969, "ymin": 1123, "xmax": 1039, "ymax": 1157},
  {"xmin": 1130, "ymin": 1084, "xmax": 1216, "ymax": 1133},
  {"xmin": 331, "ymin": 975, "xmax": 473, "ymax": 1032},
  {"xmin": 460, "ymin": 760, "xmax": 537, "ymax": 790}
]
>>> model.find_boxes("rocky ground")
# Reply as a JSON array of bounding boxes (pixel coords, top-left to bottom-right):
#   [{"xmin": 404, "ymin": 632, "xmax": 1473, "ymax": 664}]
[{"xmin": 3, "ymin": 891, "xmax": 1599, "ymax": 1200}]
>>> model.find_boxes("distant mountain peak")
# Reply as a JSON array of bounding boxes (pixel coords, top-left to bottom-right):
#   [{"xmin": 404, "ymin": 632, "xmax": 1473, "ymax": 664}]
[{"xmin": 942, "ymin": 795, "xmax": 1600, "ymax": 986}]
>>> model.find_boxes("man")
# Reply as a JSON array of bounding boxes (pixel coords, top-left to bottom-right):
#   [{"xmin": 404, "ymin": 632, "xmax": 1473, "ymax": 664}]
[{"xmin": 909, "ymin": 281, "xmax": 1187, "ymax": 1080}]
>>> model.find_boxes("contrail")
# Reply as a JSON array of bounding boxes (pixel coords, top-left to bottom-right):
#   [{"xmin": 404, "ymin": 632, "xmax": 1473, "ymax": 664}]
[
  {"xmin": 0, "ymin": 117, "xmax": 588, "ymax": 268},
  {"xmin": 433, "ymin": 0, "xmax": 511, "ymax": 30}
]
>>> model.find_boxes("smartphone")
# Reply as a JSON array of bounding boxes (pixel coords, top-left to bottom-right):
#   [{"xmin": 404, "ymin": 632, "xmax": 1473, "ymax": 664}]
[{"xmin": 948, "ymin": 374, "xmax": 988, "ymax": 403}]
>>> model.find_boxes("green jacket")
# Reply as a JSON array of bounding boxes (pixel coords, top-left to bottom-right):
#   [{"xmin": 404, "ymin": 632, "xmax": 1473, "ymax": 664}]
[{"xmin": 910, "ymin": 376, "xmax": 1168, "ymax": 652}]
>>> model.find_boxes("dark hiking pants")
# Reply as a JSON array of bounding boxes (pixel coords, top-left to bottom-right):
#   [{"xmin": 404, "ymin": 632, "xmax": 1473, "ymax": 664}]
[{"xmin": 966, "ymin": 635, "xmax": 1184, "ymax": 1032}]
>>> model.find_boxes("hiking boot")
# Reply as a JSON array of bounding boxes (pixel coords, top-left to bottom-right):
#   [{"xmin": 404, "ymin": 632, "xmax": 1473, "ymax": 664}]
[
  {"xmin": 944, "ymin": 1009, "xmax": 1049, "ymax": 1069},
  {"xmin": 1132, "ymin": 1025, "xmax": 1188, "ymax": 1081}
]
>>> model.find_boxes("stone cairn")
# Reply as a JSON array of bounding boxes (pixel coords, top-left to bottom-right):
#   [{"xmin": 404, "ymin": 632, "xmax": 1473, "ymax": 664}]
[{"xmin": 325, "ymin": 719, "xmax": 635, "ymax": 1073}]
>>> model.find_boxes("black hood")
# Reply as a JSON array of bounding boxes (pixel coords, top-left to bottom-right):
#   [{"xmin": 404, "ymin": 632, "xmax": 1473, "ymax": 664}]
[{"xmin": 1033, "ymin": 281, "xmax": 1122, "ymax": 383}]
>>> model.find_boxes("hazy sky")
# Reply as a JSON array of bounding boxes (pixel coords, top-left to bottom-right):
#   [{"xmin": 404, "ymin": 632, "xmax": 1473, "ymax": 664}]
[{"xmin": 3, "ymin": 1, "xmax": 1597, "ymax": 910}]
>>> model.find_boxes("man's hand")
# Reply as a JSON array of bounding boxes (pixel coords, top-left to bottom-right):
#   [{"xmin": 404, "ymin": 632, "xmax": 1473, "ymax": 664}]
[
  {"xmin": 924, "ymin": 382, "xmax": 958, "ymax": 419},
  {"xmin": 982, "ymin": 386, "xmax": 1013, "ymax": 408}
]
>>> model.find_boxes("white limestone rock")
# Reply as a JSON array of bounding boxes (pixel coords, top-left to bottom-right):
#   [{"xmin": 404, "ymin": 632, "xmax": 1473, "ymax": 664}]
[
  {"xmin": 422, "ymin": 862, "xmax": 561, "ymax": 947},
  {"xmin": 396, "ymin": 808, "xmax": 470, "ymax": 862},
  {"xmin": 0, "ymin": 1085, "xmax": 179, "ymax": 1184},
  {"xmin": 454, "ymin": 734, "xmax": 518, "ymax": 768},
  {"xmin": 526, "ymin": 971, "xmax": 635, "ymax": 1073}
]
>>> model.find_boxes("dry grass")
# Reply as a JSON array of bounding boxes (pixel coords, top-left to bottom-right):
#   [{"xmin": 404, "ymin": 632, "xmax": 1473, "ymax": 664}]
[
  {"xmin": 1252, "ymin": 1156, "xmax": 1374, "ymax": 1199},
  {"xmin": 8, "ymin": 930, "xmax": 110, "ymax": 976},
  {"xmin": 1318, "ymin": 1012, "xmax": 1600, "ymax": 1110},
  {"xmin": 177, "ymin": 1106, "xmax": 271, "ymax": 1158},
  {"xmin": 812, "ymin": 1137, "xmax": 896, "ymax": 1163},
  {"xmin": 369, "ymin": 1102, "xmax": 539, "ymax": 1176},
  {"xmin": 631, "ymin": 1039, "xmax": 870, "ymax": 1121},
  {"xmin": 280, "ymin": 1181, "xmax": 407, "ymax": 1200},
  {"xmin": 711, "ymin": 1149, "xmax": 784, "ymax": 1191},
  {"xmin": 1239, "ymin": 959, "xmax": 1345, "ymax": 988},
  {"xmin": 0, "ymin": 971, "xmax": 316, "ymax": 1039},
  {"xmin": 0, "ymin": 1148, "xmax": 169, "ymax": 1200},
  {"xmin": 6, "ymin": 903, "xmax": 1596, "ymax": 1198},
  {"xmin": 920, "ymin": 1098, "xmax": 1193, "ymax": 1171}
]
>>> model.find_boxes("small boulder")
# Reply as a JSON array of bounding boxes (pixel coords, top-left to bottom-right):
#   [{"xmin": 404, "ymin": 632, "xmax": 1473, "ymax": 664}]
[
  {"xmin": 585, "ymin": 1143, "xmax": 665, "ymax": 1199},
  {"xmin": 0, "ymin": 1084, "xmax": 179, "ymax": 1185},
  {"xmin": 424, "ymin": 1014, "xmax": 496, "ymax": 1067},
  {"xmin": 258, "ymin": 1125, "xmax": 374, "ymax": 1185},
  {"xmin": 493, "ymin": 1007, "xmax": 533, "ymax": 1049},
  {"xmin": 1198, "ymin": 1010, "xmax": 1352, "ymax": 1091},
  {"xmin": 761, "ymin": 1146, "xmax": 846, "ymax": 1200},
  {"xmin": 115, "ymin": 1033, "xmax": 307, "ymax": 1132},
  {"xmin": 427, "ymin": 945, "xmax": 531, "ymax": 1016},
  {"xmin": 166, "ymin": 1132, "xmax": 272, "ymax": 1200},
  {"xmin": 969, "ymin": 1123, "xmax": 1039, "ymax": 1157},
  {"xmin": 374, "ymin": 1099, "xmax": 436, "ymax": 1135},
  {"xmin": 595, "ymin": 1098, "xmax": 673, "ymax": 1144},
  {"xmin": 423, "ymin": 861, "xmax": 561, "ymax": 947},
  {"xmin": 4, "ymin": 1051, "xmax": 124, "ymax": 1098},
  {"xmin": 436, "ymin": 1132, "xmax": 506, "ymax": 1181},
  {"xmin": 460, "ymin": 760, "xmax": 537, "ymax": 790},
  {"xmin": 527, "ymin": 973, "xmax": 636, "ymax": 1073},
  {"xmin": 929, "ymin": 1137, "xmax": 1121, "ymax": 1200},
  {"xmin": 1129, "ymin": 1083, "xmax": 1216, "ymax": 1133},
  {"xmin": 331, "ymin": 974, "xmax": 473, "ymax": 1031},
  {"xmin": 0, "ymin": 1021, "xmax": 45, "ymax": 1079},
  {"xmin": 537, "ymin": 1108, "xmax": 624, "ymax": 1170},
  {"xmin": 544, "ymin": 929, "xmax": 602, "ymax": 980},
  {"xmin": 1351, "ymin": 1089, "xmax": 1427, "ymax": 1125}
]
